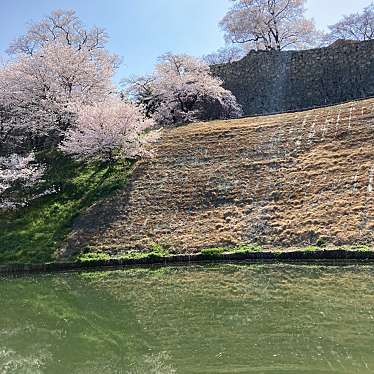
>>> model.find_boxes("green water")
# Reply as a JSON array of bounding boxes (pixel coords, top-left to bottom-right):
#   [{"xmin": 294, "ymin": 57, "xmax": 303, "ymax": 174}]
[{"xmin": 1, "ymin": 264, "xmax": 374, "ymax": 373}]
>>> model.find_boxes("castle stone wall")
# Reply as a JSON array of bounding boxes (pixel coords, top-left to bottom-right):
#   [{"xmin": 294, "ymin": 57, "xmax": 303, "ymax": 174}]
[{"xmin": 212, "ymin": 40, "xmax": 374, "ymax": 116}]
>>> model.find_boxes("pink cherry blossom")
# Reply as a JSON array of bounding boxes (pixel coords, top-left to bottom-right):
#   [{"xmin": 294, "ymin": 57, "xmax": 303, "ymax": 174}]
[{"xmin": 59, "ymin": 98, "xmax": 157, "ymax": 162}]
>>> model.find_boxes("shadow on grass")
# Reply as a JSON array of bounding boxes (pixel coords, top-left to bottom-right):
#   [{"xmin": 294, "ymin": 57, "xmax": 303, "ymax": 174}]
[{"xmin": 0, "ymin": 151, "xmax": 133, "ymax": 264}]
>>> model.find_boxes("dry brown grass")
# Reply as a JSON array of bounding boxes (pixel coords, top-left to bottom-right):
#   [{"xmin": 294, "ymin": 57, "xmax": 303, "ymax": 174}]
[{"xmin": 62, "ymin": 98, "xmax": 374, "ymax": 256}]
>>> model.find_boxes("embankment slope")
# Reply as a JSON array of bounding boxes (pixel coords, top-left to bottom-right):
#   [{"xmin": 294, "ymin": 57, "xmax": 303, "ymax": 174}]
[{"xmin": 63, "ymin": 98, "xmax": 374, "ymax": 257}]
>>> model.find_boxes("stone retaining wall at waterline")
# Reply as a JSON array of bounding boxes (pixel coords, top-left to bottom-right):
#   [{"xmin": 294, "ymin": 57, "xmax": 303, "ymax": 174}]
[
  {"xmin": 2, "ymin": 250, "xmax": 374, "ymax": 275},
  {"xmin": 212, "ymin": 40, "xmax": 374, "ymax": 116}
]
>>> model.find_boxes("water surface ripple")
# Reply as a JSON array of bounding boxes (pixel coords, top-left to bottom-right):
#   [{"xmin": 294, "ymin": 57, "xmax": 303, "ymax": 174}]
[{"xmin": 1, "ymin": 264, "xmax": 374, "ymax": 373}]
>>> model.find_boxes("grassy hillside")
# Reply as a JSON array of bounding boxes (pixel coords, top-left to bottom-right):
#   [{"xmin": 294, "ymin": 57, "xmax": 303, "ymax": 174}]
[
  {"xmin": 64, "ymin": 98, "xmax": 374, "ymax": 256},
  {"xmin": 2, "ymin": 98, "xmax": 374, "ymax": 265},
  {"xmin": 0, "ymin": 152, "xmax": 132, "ymax": 264}
]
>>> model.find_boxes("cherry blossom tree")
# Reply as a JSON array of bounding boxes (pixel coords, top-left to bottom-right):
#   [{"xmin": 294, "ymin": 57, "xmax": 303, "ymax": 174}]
[
  {"xmin": 5, "ymin": 9, "xmax": 119, "ymax": 104},
  {"xmin": 325, "ymin": 4, "xmax": 374, "ymax": 44},
  {"xmin": 0, "ymin": 41, "xmax": 116, "ymax": 151},
  {"xmin": 124, "ymin": 75, "xmax": 161, "ymax": 118},
  {"xmin": 124, "ymin": 53, "xmax": 242, "ymax": 126},
  {"xmin": 0, "ymin": 10, "xmax": 118, "ymax": 153},
  {"xmin": 203, "ymin": 46, "xmax": 246, "ymax": 65},
  {"xmin": 7, "ymin": 9, "xmax": 114, "ymax": 58},
  {"xmin": 220, "ymin": 0, "xmax": 321, "ymax": 51},
  {"xmin": 0, "ymin": 153, "xmax": 45, "ymax": 210},
  {"xmin": 59, "ymin": 99, "xmax": 157, "ymax": 162}
]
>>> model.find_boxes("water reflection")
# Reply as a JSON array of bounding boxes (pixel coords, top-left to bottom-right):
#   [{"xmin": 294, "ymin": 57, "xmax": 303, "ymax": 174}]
[
  {"xmin": 127, "ymin": 353, "xmax": 176, "ymax": 374},
  {"xmin": 0, "ymin": 347, "xmax": 51, "ymax": 374},
  {"xmin": 1, "ymin": 264, "xmax": 374, "ymax": 373}
]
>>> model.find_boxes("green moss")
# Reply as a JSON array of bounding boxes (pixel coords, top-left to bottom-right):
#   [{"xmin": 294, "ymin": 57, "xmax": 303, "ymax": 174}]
[{"xmin": 0, "ymin": 151, "xmax": 133, "ymax": 265}]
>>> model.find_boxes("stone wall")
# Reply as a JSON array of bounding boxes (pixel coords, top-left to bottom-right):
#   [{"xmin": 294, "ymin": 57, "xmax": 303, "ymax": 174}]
[{"xmin": 212, "ymin": 40, "xmax": 374, "ymax": 116}]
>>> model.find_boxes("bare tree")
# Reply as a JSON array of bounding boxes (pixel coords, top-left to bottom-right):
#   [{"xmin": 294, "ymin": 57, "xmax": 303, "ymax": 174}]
[
  {"xmin": 325, "ymin": 3, "xmax": 374, "ymax": 44},
  {"xmin": 203, "ymin": 46, "xmax": 246, "ymax": 65},
  {"xmin": 220, "ymin": 0, "xmax": 321, "ymax": 51}
]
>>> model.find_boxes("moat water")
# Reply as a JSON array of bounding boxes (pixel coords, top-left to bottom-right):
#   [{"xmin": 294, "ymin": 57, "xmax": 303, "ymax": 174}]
[{"xmin": 1, "ymin": 263, "xmax": 374, "ymax": 373}]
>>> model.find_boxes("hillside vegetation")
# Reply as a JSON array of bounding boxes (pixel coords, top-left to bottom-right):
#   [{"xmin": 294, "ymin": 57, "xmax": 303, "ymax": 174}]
[
  {"xmin": 0, "ymin": 153, "xmax": 132, "ymax": 264},
  {"xmin": 61, "ymin": 98, "xmax": 374, "ymax": 259},
  {"xmin": 1, "ymin": 98, "xmax": 373, "ymax": 265}
]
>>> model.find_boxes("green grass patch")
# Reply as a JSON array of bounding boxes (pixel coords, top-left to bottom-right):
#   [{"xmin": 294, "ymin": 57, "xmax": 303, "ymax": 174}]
[
  {"xmin": 76, "ymin": 243, "xmax": 170, "ymax": 264},
  {"xmin": 148, "ymin": 242, "xmax": 170, "ymax": 257},
  {"xmin": 77, "ymin": 244, "xmax": 374, "ymax": 265},
  {"xmin": 200, "ymin": 247, "xmax": 226, "ymax": 256},
  {"xmin": 232, "ymin": 245, "xmax": 264, "ymax": 253},
  {"xmin": 302, "ymin": 246, "xmax": 319, "ymax": 252},
  {"xmin": 76, "ymin": 252, "xmax": 112, "ymax": 263},
  {"xmin": 341, "ymin": 244, "xmax": 372, "ymax": 252},
  {"xmin": 200, "ymin": 245, "xmax": 263, "ymax": 256},
  {"xmin": 0, "ymin": 151, "xmax": 133, "ymax": 265}
]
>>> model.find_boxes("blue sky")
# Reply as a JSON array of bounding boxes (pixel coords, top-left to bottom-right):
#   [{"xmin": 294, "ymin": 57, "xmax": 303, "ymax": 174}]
[{"xmin": 0, "ymin": 0, "xmax": 372, "ymax": 83}]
